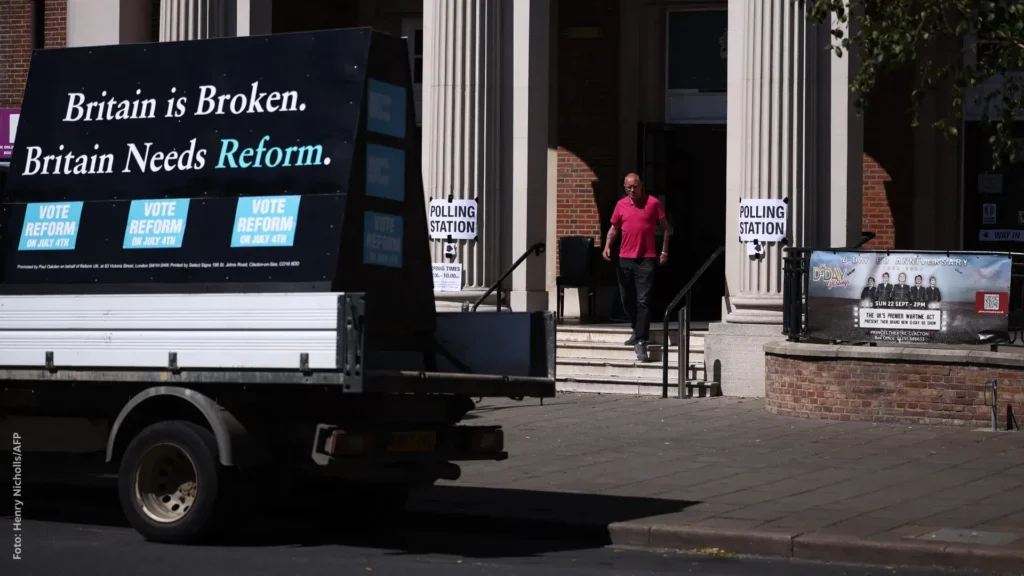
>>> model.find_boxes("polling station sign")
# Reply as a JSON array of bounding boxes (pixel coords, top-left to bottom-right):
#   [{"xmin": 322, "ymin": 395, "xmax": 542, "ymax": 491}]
[
  {"xmin": 429, "ymin": 198, "xmax": 478, "ymax": 240},
  {"xmin": 805, "ymin": 251, "xmax": 1012, "ymax": 344},
  {"xmin": 739, "ymin": 198, "xmax": 787, "ymax": 243}
]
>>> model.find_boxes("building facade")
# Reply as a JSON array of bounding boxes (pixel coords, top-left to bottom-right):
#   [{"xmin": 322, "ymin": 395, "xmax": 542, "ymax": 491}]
[{"xmin": 0, "ymin": 0, "xmax": 1009, "ymax": 395}]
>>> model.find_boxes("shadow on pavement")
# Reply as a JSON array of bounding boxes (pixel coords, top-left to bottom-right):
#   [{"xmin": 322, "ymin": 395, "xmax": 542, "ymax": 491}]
[{"xmin": 12, "ymin": 481, "xmax": 692, "ymax": 558}]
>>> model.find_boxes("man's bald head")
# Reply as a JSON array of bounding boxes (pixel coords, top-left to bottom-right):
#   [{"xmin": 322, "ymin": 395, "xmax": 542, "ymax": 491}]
[{"xmin": 624, "ymin": 173, "xmax": 643, "ymax": 200}]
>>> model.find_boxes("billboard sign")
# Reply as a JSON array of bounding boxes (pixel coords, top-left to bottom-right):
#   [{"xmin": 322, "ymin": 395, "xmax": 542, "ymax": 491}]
[
  {"xmin": 0, "ymin": 29, "xmax": 432, "ymax": 308},
  {"xmin": 806, "ymin": 251, "xmax": 1013, "ymax": 344}
]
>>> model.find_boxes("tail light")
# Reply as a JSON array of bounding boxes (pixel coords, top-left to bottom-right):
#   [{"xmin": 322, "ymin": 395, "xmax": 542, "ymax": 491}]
[{"xmin": 326, "ymin": 430, "xmax": 374, "ymax": 455}]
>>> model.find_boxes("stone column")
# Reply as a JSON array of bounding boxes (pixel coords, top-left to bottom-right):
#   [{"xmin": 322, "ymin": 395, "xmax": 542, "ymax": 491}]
[
  {"xmin": 828, "ymin": 6, "xmax": 864, "ymax": 248},
  {"xmin": 235, "ymin": 0, "xmax": 272, "ymax": 36},
  {"xmin": 159, "ymin": 0, "xmax": 231, "ymax": 41},
  {"xmin": 422, "ymin": 0, "xmax": 503, "ymax": 292},
  {"xmin": 67, "ymin": 0, "xmax": 153, "ymax": 46},
  {"xmin": 708, "ymin": 0, "xmax": 823, "ymax": 397},
  {"xmin": 726, "ymin": 0, "xmax": 818, "ymax": 325},
  {"xmin": 506, "ymin": 0, "xmax": 551, "ymax": 312}
]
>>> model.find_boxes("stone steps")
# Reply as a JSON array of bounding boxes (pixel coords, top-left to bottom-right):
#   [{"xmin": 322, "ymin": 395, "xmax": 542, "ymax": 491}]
[
  {"xmin": 555, "ymin": 323, "xmax": 712, "ymax": 396},
  {"xmin": 556, "ymin": 341, "xmax": 703, "ymax": 364}
]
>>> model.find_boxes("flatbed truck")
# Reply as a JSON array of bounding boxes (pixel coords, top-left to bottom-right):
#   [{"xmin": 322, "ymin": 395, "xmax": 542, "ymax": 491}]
[{"xmin": 0, "ymin": 28, "xmax": 555, "ymax": 543}]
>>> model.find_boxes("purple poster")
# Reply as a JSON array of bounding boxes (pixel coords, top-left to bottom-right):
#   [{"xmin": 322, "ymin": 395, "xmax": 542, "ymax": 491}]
[{"xmin": 0, "ymin": 108, "xmax": 19, "ymax": 160}]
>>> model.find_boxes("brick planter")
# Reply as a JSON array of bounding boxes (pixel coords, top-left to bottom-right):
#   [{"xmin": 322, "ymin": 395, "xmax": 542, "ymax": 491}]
[{"xmin": 764, "ymin": 342, "xmax": 1024, "ymax": 427}]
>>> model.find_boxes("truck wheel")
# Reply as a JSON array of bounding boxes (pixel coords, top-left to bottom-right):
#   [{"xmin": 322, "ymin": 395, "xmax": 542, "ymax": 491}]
[{"xmin": 117, "ymin": 420, "xmax": 223, "ymax": 544}]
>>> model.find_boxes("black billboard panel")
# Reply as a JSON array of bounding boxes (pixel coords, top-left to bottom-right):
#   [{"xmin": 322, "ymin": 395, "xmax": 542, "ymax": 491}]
[{"xmin": 1, "ymin": 28, "xmax": 436, "ymax": 338}]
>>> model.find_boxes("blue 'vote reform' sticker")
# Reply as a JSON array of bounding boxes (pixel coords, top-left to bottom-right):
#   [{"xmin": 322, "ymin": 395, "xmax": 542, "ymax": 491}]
[
  {"xmin": 123, "ymin": 198, "xmax": 191, "ymax": 249},
  {"xmin": 231, "ymin": 195, "xmax": 301, "ymax": 248},
  {"xmin": 19, "ymin": 201, "xmax": 84, "ymax": 251}
]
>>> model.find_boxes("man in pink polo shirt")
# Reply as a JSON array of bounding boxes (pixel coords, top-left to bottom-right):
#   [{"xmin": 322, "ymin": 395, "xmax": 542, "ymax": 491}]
[{"xmin": 602, "ymin": 173, "xmax": 670, "ymax": 362}]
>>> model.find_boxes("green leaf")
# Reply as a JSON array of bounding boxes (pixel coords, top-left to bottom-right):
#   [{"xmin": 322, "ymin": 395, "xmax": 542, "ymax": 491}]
[{"xmin": 803, "ymin": 0, "xmax": 1022, "ymax": 168}]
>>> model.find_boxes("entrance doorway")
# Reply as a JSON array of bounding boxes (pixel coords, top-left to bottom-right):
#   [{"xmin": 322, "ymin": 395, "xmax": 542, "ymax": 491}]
[
  {"xmin": 636, "ymin": 123, "xmax": 727, "ymax": 323},
  {"xmin": 963, "ymin": 120, "xmax": 1024, "ymax": 250}
]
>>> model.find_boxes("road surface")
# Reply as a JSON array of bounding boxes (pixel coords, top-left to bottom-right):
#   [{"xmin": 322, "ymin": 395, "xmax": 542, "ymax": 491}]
[{"xmin": 2, "ymin": 483, "xmax": 980, "ymax": 576}]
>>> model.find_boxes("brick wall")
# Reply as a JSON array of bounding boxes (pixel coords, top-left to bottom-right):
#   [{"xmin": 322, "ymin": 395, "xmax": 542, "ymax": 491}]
[
  {"xmin": 0, "ymin": 0, "xmax": 66, "ymax": 109},
  {"xmin": 861, "ymin": 155, "xmax": 895, "ymax": 248},
  {"xmin": 0, "ymin": 0, "xmax": 33, "ymax": 109},
  {"xmin": 860, "ymin": 63, "xmax": 915, "ymax": 250},
  {"xmin": 555, "ymin": 0, "xmax": 619, "ymax": 275},
  {"xmin": 43, "ymin": 0, "xmax": 66, "ymax": 48},
  {"xmin": 766, "ymin": 354, "xmax": 1024, "ymax": 427}
]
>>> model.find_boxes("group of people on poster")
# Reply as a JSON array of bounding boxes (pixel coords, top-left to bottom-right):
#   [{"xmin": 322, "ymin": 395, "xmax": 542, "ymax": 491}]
[{"xmin": 860, "ymin": 272, "xmax": 942, "ymax": 307}]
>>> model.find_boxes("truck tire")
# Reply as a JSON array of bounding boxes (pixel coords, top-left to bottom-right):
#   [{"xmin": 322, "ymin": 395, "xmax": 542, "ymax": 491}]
[{"xmin": 117, "ymin": 420, "xmax": 224, "ymax": 544}]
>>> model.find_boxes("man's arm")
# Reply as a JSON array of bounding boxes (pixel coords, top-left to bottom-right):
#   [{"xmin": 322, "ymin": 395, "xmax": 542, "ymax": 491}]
[
  {"xmin": 602, "ymin": 224, "xmax": 619, "ymax": 260},
  {"xmin": 659, "ymin": 217, "xmax": 670, "ymax": 256}
]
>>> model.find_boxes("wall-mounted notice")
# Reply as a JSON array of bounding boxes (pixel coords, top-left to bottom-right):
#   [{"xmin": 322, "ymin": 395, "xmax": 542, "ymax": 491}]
[
  {"xmin": 429, "ymin": 198, "xmax": 477, "ymax": 240},
  {"xmin": 432, "ymin": 262, "xmax": 463, "ymax": 292},
  {"xmin": 978, "ymin": 173, "xmax": 1003, "ymax": 195},
  {"xmin": 19, "ymin": 201, "xmax": 83, "ymax": 251},
  {"xmin": 231, "ymin": 195, "xmax": 301, "ymax": 247},
  {"xmin": 980, "ymin": 229, "xmax": 1024, "ymax": 242},
  {"xmin": 364, "ymin": 211, "xmax": 403, "ymax": 268},
  {"xmin": 738, "ymin": 199, "xmax": 787, "ymax": 243},
  {"xmin": 983, "ymin": 203, "xmax": 997, "ymax": 224},
  {"xmin": 123, "ymin": 198, "xmax": 190, "ymax": 249},
  {"xmin": 0, "ymin": 108, "xmax": 18, "ymax": 159}
]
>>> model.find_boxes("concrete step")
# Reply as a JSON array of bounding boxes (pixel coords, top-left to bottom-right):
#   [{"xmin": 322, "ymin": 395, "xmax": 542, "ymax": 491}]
[
  {"xmin": 557, "ymin": 324, "xmax": 705, "ymax": 347},
  {"xmin": 557, "ymin": 342, "xmax": 703, "ymax": 364},
  {"xmin": 557, "ymin": 358, "xmax": 705, "ymax": 380},
  {"xmin": 555, "ymin": 375, "xmax": 711, "ymax": 396}
]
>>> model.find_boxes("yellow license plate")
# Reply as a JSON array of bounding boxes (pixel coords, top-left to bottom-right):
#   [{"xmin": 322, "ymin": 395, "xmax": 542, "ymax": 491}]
[{"xmin": 387, "ymin": 431, "xmax": 437, "ymax": 452}]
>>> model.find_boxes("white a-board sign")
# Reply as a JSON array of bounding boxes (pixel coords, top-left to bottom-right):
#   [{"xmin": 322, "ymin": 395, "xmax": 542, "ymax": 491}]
[
  {"xmin": 739, "ymin": 199, "xmax": 787, "ymax": 243},
  {"xmin": 429, "ymin": 198, "xmax": 478, "ymax": 240},
  {"xmin": 432, "ymin": 262, "xmax": 463, "ymax": 292}
]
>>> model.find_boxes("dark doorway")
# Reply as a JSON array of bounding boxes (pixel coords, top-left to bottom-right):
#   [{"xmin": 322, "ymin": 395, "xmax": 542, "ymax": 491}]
[
  {"xmin": 963, "ymin": 120, "xmax": 1024, "ymax": 250},
  {"xmin": 634, "ymin": 122, "xmax": 727, "ymax": 323}
]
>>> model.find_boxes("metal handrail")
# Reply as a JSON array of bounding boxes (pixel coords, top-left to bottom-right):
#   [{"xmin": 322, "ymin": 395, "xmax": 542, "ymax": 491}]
[
  {"xmin": 661, "ymin": 246, "xmax": 725, "ymax": 399},
  {"xmin": 470, "ymin": 242, "xmax": 546, "ymax": 312}
]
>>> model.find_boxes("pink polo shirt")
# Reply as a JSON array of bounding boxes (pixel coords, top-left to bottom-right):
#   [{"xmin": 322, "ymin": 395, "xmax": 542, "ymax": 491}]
[{"xmin": 611, "ymin": 194, "xmax": 665, "ymax": 259}]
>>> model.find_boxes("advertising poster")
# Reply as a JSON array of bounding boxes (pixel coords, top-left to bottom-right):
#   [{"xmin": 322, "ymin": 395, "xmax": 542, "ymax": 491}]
[
  {"xmin": 806, "ymin": 251, "xmax": 1012, "ymax": 344},
  {"xmin": 0, "ymin": 29, "xmax": 432, "ymax": 303}
]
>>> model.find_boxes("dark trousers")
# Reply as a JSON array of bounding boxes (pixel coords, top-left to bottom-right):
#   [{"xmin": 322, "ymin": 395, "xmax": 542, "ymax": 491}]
[{"xmin": 617, "ymin": 257, "xmax": 655, "ymax": 342}]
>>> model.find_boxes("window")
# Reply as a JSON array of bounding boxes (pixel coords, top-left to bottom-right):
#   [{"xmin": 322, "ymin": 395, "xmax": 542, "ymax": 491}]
[
  {"xmin": 664, "ymin": 9, "xmax": 728, "ymax": 124},
  {"xmin": 31, "ymin": 0, "xmax": 45, "ymax": 49},
  {"xmin": 666, "ymin": 9, "xmax": 728, "ymax": 92},
  {"xmin": 402, "ymin": 16, "xmax": 424, "ymax": 126}
]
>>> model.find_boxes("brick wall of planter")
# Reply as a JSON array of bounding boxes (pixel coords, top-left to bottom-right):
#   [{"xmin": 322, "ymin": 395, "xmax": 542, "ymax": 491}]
[{"xmin": 764, "ymin": 342, "xmax": 1024, "ymax": 427}]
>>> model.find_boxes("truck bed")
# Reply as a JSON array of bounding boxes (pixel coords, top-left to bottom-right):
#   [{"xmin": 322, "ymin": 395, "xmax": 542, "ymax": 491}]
[{"xmin": 0, "ymin": 292, "xmax": 556, "ymax": 398}]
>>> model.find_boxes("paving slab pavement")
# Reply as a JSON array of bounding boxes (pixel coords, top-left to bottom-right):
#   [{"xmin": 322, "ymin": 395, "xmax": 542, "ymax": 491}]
[{"xmin": 409, "ymin": 393, "xmax": 1024, "ymax": 574}]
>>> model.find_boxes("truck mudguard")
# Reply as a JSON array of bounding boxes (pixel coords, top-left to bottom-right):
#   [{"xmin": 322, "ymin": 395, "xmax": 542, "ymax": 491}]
[
  {"xmin": 105, "ymin": 386, "xmax": 269, "ymax": 468},
  {"xmin": 2, "ymin": 28, "xmax": 435, "ymax": 352}
]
